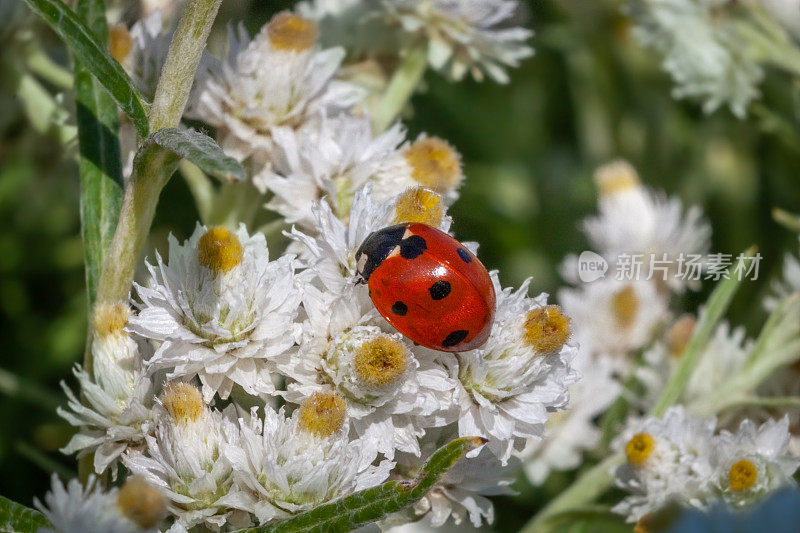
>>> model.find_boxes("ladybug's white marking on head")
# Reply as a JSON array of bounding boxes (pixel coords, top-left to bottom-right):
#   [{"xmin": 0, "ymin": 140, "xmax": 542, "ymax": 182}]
[
  {"xmin": 386, "ymin": 245, "xmax": 401, "ymax": 260},
  {"xmin": 402, "ymin": 228, "xmax": 413, "ymax": 239},
  {"xmin": 356, "ymin": 253, "xmax": 368, "ymax": 274}
]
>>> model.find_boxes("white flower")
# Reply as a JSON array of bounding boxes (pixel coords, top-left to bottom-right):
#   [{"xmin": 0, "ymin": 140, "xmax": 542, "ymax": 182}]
[
  {"xmin": 59, "ymin": 303, "xmax": 153, "ymax": 477},
  {"xmin": 627, "ymin": 0, "xmax": 763, "ymax": 117},
  {"xmin": 123, "ymin": 383, "xmax": 247, "ymax": 530},
  {"xmin": 579, "ymin": 160, "xmax": 712, "ymax": 293},
  {"xmin": 123, "ymin": 11, "xmax": 173, "ymax": 100},
  {"xmin": 559, "ymin": 278, "xmax": 669, "ymax": 363},
  {"xmin": 130, "ymin": 224, "xmax": 301, "ymax": 402},
  {"xmin": 451, "ymin": 274, "xmax": 578, "ymax": 464},
  {"xmin": 35, "ymin": 475, "xmax": 165, "ymax": 533},
  {"xmin": 382, "ymin": 0, "xmax": 533, "ymax": 82},
  {"xmin": 223, "ymin": 401, "xmax": 393, "ymax": 523},
  {"xmin": 612, "ymin": 406, "xmax": 716, "ymax": 523},
  {"xmin": 278, "ymin": 286, "xmax": 457, "ymax": 458},
  {"xmin": 255, "ymin": 114, "xmax": 406, "ymax": 228},
  {"xmin": 709, "ymin": 416, "xmax": 800, "ymax": 508},
  {"xmin": 190, "ymin": 12, "xmax": 363, "ymax": 164},
  {"xmin": 520, "ymin": 352, "xmax": 621, "ymax": 485},
  {"xmin": 765, "ymin": 238, "xmax": 800, "ymax": 310},
  {"xmin": 391, "ymin": 430, "xmax": 516, "ymax": 528}
]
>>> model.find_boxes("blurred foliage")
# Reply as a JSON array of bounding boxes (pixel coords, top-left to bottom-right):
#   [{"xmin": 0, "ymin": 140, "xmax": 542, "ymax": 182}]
[{"xmin": 0, "ymin": 0, "xmax": 799, "ymax": 526}]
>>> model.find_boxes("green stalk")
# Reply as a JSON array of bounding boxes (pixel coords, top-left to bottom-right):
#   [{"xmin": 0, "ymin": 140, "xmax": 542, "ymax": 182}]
[
  {"xmin": 372, "ymin": 46, "xmax": 428, "ymax": 132},
  {"xmin": 96, "ymin": 0, "xmax": 223, "ymax": 304}
]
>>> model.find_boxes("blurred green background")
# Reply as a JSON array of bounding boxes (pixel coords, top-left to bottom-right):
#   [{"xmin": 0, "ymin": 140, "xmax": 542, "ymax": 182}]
[{"xmin": 1, "ymin": 0, "xmax": 799, "ymax": 525}]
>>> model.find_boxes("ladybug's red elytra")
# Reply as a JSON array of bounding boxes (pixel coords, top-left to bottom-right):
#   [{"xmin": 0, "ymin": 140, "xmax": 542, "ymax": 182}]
[{"xmin": 355, "ymin": 223, "xmax": 496, "ymax": 352}]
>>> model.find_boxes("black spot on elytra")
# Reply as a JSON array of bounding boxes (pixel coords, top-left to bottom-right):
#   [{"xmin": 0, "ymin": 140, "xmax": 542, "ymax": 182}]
[
  {"xmin": 391, "ymin": 301, "xmax": 408, "ymax": 316},
  {"xmin": 399, "ymin": 235, "xmax": 427, "ymax": 259},
  {"xmin": 442, "ymin": 330, "xmax": 468, "ymax": 348},
  {"xmin": 428, "ymin": 280, "xmax": 451, "ymax": 300},
  {"xmin": 457, "ymin": 247, "xmax": 472, "ymax": 263}
]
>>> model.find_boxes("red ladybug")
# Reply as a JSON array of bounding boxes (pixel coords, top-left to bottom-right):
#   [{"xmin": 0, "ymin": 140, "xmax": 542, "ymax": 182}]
[{"xmin": 355, "ymin": 223, "xmax": 496, "ymax": 352}]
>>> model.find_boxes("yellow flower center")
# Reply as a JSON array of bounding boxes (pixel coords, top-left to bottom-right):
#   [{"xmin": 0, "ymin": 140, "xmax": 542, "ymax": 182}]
[
  {"xmin": 611, "ymin": 285, "xmax": 639, "ymax": 330},
  {"xmin": 354, "ymin": 336, "xmax": 408, "ymax": 387},
  {"xmin": 109, "ymin": 24, "xmax": 132, "ymax": 63},
  {"xmin": 93, "ymin": 301, "xmax": 130, "ymax": 339},
  {"xmin": 297, "ymin": 391, "xmax": 347, "ymax": 438},
  {"xmin": 625, "ymin": 433, "xmax": 655, "ymax": 466},
  {"xmin": 594, "ymin": 160, "xmax": 641, "ymax": 196},
  {"xmin": 667, "ymin": 314, "xmax": 696, "ymax": 358},
  {"xmin": 197, "ymin": 226, "xmax": 243, "ymax": 276},
  {"xmin": 523, "ymin": 305, "xmax": 571, "ymax": 354},
  {"xmin": 404, "ymin": 137, "xmax": 463, "ymax": 193},
  {"xmin": 116, "ymin": 476, "xmax": 167, "ymax": 529},
  {"xmin": 267, "ymin": 12, "xmax": 318, "ymax": 52},
  {"xmin": 393, "ymin": 187, "xmax": 444, "ymax": 226},
  {"xmin": 729, "ymin": 459, "xmax": 758, "ymax": 491},
  {"xmin": 162, "ymin": 383, "xmax": 205, "ymax": 425}
]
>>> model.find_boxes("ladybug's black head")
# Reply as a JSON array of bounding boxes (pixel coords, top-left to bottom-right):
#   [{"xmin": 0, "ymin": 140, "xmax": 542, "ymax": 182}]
[{"xmin": 354, "ymin": 224, "xmax": 407, "ymax": 281}]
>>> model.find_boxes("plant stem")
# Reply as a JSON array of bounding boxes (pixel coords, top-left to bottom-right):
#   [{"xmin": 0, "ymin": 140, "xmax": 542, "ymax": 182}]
[
  {"xmin": 27, "ymin": 49, "xmax": 74, "ymax": 89},
  {"xmin": 95, "ymin": 0, "xmax": 222, "ymax": 304},
  {"xmin": 372, "ymin": 46, "xmax": 428, "ymax": 133},
  {"xmin": 180, "ymin": 159, "xmax": 215, "ymax": 224}
]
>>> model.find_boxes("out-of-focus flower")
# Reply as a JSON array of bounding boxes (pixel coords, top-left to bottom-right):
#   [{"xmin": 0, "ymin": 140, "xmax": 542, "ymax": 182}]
[
  {"xmin": 765, "ymin": 239, "xmax": 800, "ymax": 311},
  {"xmin": 130, "ymin": 224, "xmax": 301, "ymax": 402},
  {"xmin": 627, "ymin": 0, "xmax": 763, "ymax": 117},
  {"xmin": 450, "ymin": 275, "xmax": 578, "ymax": 464},
  {"xmin": 59, "ymin": 302, "xmax": 153, "ymax": 477},
  {"xmin": 35, "ymin": 475, "xmax": 166, "ymax": 533},
  {"xmin": 382, "ymin": 0, "xmax": 533, "ymax": 82},
  {"xmin": 191, "ymin": 12, "xmax": 363, "ymax": 165},
  {"xmin": 123, "ymin": 383, "xmax": 247, "ymax": 530},
  {"xmin": 223, "ymin": 396, "xmax": 393, "ymax": 523}
]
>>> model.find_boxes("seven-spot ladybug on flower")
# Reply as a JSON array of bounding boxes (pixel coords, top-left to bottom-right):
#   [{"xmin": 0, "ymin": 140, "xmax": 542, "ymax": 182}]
[{"xmin": 355, "ymin": 223, "xmax": 496, "ymax": 352}]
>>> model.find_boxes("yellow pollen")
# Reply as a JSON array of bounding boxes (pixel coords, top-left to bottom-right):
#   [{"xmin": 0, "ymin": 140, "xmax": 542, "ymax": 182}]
[
  {"xmin": 354, "ymin": 336, "xmax": 408, "ymax": 387},
  {"xmin": 729, "ymin": 459, "xmax": 758, "ymax": 491},
  {"xmin": 393, "ymin": 187, "xmax": 444, "ymax": 226},
  {"xmin": 667, "ymin": 315, "xmax": 696, "ymax": 358},
  {"xmin": 109, "ymin": 24, "xmax": 132, "ymax": 63},
  {"xmin": 594, "ymin": 160, "xmax": 641, "ymax": 196},
  {"xmin": 297, "ymin": 391, "xmax": 347, "ymax": 438},
  {"xmin": 93, "ymin": 301, "xmax": 130, "ymax": 338},
  {"xmin": 523, "ymin": 305, "xmax": 571, "ymax": 354},
  {"xmin": 633, "ymin": 514, "xmax": 653, "ymax": 533},
  {"xmin": 267, "ymin": 12, "xmax": 318, "ymax": 52},
  {"xmin": 611, "ymin": 285, "xmax": 639, "ymax": 330},
  {"xmin": 197, "ymin": 226, "xmax": 243, "ymax": 276},
  {"xmin": 404, "ymin": 137, "xmax": 463, "ymax": 193},
  {"xmin": 625, "ymin": 433, "xmax": 655, "ymax": 466},
  {"xmin": 162, "ymin": 382, "xmax": 205, "ymax": 425},
  {"xmin": 116, "ymin": 476, "xmax": 167, "ymax": 529}
]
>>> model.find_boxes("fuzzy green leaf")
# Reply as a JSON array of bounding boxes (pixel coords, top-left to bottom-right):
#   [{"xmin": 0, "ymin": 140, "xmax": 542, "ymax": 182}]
[
  {"xmin": 21, "ymin": 0, "xmax": 150, "ymax": 137},
  {"xmin": 142, "ymin": 128, "xmax": 246, "ymax": 183},
  {"xmin": 240, "ymin": 437, "xmax": 486, "ymax": 533},
  {"xmin": 73, "ymin": 0, "xmax": 123, "ymax": 306},
  {"xmin": 0, "ymin": 495, "xmax": 50, "ymax": 533}
]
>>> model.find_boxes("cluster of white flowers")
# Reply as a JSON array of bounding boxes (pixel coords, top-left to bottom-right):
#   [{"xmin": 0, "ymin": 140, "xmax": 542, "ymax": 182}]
[
  {"xmin": 612, "ymin": 406, "xmax": 799, "ymax": 525},
  {"xmin": 44, "ymin": 4, "xmax": 581, "ymax": 532}
]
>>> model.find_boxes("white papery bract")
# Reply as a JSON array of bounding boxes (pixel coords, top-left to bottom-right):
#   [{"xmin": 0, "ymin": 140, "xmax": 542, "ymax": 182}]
[
  {"xmin": 125, "ymin": 11, "xmax": 173, "ymax": 100},
  {"xmin": 278, "ymin": 285, "xmax": 457, "ymax": 458},
  {"xmin": 59, "ymin": 304, "xmax": 153, "ymax": 477},
  {"xmin": 627, "ymin": 0, "xmax": 763, "ymax": 117},
  {"xmin": 709, "ymin": 416, "xmax": 799, "ymax": 508},
  {"xmin": 451, "ymin": 275, "xmax": 578, "ymax": 464},
  {"xmin": 123, "ymin": 388, "xmax": 245, "ymax": 531},
  {"xmin": 764, "ymin": 238, "xmax": 800, "ymax": 310},
  {"xmin": 256, "ymin": 114, "xmax": 406, "ymax": 228},
  {"xmin": 612, "ymin": 406, "xmax": 716, "ymax": 523},
  {"xmin": 131, "ymin": 224, "xmax": 301, "ymax": 402},
  {"xmin": 382, "ymin": 0, "xmax": 533, "ymax": 83},
  {"xmin": 223, "ymin": 405, "xmax": 393, "ymax": 523},
  {"xmin": 35, "ymin": 475, "xmax": 159, "ymax": 533},
  {"xmin": 191, "ymin": 13, "xmax": 363, "ymax": 164}
]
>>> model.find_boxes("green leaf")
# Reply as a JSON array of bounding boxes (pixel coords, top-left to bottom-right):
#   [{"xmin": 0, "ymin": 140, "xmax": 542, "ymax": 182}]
[
  {"xmin": 0, "ymin": 495, "xmax": 51, "ymax": 533},
  {"xmin": 142, "ymin": 128, "xmax": 246, "ymax": 183},
  {"xmin": 21, "ymin": 0, "xmax": 150, "ymax": 137},
  {"xmin": 73, "ymin": 0, "xmax": 123, "ymax": 306},
  {"xmin": 241, "ymin": 437, "xmax": 486, "ymax": 533}
]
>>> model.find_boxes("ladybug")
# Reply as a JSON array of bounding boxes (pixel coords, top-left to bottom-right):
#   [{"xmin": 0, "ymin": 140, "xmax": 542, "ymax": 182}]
[{"xmin": 355, "ymin": 222, "xmax": 496, "ymax": 352}]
